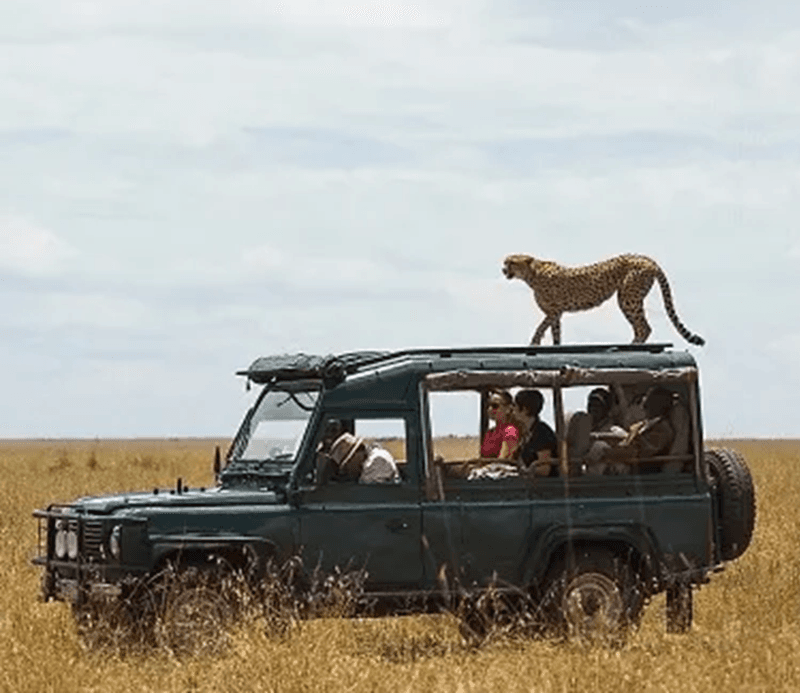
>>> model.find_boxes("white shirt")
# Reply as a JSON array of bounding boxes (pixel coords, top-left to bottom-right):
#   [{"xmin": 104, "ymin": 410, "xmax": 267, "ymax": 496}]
[{"xmin": 359, "ymin": 446, "xmax": 400, "ymax": 484}]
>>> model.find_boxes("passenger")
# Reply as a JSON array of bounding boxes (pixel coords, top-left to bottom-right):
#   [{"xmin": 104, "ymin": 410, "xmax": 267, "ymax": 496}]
[
  {"xmin": 600, "ymin": 386, "xmax": 675, "ymax": 472},
  {"xmin": 480, "ymin": 389, "xmax": 519, "ymax": 460},
  {"xmin": 583, "ymin": 388, "xmax": 627, "ymax": 474},
  {"xmin": 587, "ymin": 388, "xmax": 613, "ymax": 432},
  {"xmin": 329, "ymin": 432, "xmax": 400, "ymax": 484},
  {"xmin": 318, "ymin": 419, "xmax": 344, "ymax": 453},
  {"xmin": 514, "ymin": 389, "xmax": 558, "ymax": 476}
]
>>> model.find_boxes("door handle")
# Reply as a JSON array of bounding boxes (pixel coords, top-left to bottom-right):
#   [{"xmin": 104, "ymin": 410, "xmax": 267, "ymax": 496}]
[{"xmin": 386, "ymin": 518, "xmax": 409, "ymax": 532}]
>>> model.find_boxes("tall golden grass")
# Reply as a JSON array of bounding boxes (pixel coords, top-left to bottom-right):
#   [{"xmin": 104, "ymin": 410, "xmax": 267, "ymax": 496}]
[{"xmin": 1, "ymin": 438, "xmax": 798, "ymax": 692}]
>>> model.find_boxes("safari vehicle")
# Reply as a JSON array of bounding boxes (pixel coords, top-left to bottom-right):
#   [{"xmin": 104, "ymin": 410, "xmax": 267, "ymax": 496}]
[{"xmin": 33, "ymin": 344, "xmax": 755, "ymax": 641}]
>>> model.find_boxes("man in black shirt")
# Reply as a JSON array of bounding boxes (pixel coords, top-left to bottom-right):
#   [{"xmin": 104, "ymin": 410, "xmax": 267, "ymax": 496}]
[{"xmin": 514, "ymin": 389, "xmax": 558, "ymax": 476}]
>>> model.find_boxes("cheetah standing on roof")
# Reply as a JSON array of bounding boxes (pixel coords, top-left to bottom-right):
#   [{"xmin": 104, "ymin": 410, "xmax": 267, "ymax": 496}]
[{"xmin": 502, "ymin": 253, "xmax": 705, "ymax": 346}]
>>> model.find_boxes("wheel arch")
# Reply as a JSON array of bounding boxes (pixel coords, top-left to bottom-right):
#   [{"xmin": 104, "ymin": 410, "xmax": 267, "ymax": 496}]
[
  {"xmin": 151, "ymin": 537, "xmax": 279, "ymax": 580},
  {"xmin": 523, "ymin": 525, "xmax": 662, "ymax": 593}
]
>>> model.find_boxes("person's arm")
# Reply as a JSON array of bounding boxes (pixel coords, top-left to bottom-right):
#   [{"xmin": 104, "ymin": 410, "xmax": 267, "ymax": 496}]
[
  {"xmin": 590, "ymin": 429, "xmax": 627, "ymax": 442},
  {"xmin": 498, "ymin": 425, "xmax": 519, "ymax": 460},
  {"xmin": 530, "ymin": 449, "xmax": 553, "ymax": 476},
  {"xmin": 636, "ymin": 420, "xmax": 674, "ymax": 458}
]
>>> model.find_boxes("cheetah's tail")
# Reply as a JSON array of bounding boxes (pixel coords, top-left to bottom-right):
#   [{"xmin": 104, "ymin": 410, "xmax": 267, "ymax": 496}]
[{"xmin": 655, "ymin": 270, "xmax": 705, "ymax": 346}]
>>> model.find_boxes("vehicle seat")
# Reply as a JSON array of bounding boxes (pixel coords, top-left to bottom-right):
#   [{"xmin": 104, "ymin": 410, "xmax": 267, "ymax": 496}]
[
  {"xmin": 663, "ymin": 399, "xmax": 690, "ymax": 472},
  {"xmin": 565, "ymin": 411, "xmax": 592, "ymax": 472}
]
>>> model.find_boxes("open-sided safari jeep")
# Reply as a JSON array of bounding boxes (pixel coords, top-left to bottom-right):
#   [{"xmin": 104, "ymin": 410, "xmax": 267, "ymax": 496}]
[{"xmin": 33, "ymin": 343, "xmax": 755, "ymax": 647}]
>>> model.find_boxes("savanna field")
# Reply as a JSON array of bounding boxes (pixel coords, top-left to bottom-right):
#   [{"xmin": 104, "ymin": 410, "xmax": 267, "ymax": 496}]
[{"xmin": 1, "ymin": 439, "xmax": 798, "ymax": 693}]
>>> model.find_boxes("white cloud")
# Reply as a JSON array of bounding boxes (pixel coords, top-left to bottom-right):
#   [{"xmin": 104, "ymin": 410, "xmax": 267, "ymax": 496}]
[
  {"xmin": 0, "ymin": 214, "xmax": 76, "ymax": 275},
  {"xmin": 2, "ymin": 1, "xmax": 800, "ymax": 148},
  {"xmin": 1, "ymin": 1, "xmax": 800, "ymax": 436},
  {"xmin": 766, "ymin": 334, "xmax": 800, "ymax": 380},
  {"xmin": 242, "ymin": 244, "xmax": 391, "ymax": 290},
  {"xmin": 272, "ymin": 1, "xmax": 448, "ymax": 28},
  {"xmin": 40, "ymin": 293, "xmax": 151, "ymax": 330}
]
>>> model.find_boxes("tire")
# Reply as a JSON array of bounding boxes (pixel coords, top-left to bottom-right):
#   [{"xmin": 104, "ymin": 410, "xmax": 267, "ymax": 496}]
[
  {"xmin": 543, "ymin": 546, "xmax": 645, "ymax": 644},
  {"xmin": 154, "ymin": 566, "xmax": 235, "ymax": 658},
  {"xmin": 705, "ymin": 448, "xmax": 756, "ymax": 561}
]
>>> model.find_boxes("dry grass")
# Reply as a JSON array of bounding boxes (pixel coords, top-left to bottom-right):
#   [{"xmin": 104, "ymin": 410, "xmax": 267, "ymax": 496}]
[{"xmin": 1, "ymin": 438, "xmax": 798, "ymax": 692}]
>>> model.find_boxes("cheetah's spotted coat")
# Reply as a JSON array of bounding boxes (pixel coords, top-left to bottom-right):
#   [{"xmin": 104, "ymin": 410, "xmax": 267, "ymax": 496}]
[{"xmin": 502, "ymin": 253, "xmax": 705, "ymax": 346}]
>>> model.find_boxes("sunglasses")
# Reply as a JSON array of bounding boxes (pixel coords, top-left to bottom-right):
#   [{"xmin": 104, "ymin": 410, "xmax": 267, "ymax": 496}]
[{"xmin": 488, "ymin": 402, "xmax": 503, "ymax": 410}]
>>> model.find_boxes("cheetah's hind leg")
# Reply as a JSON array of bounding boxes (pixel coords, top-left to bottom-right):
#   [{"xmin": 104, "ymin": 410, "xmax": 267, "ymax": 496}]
[{"xmin": 617, "ymin": 273, "xmax": 654, "ymax": 343}]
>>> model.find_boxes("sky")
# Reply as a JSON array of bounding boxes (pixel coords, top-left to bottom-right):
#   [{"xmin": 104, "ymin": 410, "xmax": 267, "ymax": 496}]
[{"xmin": 1, "ymin": 0, "xmax": 799, "ymax": 439}]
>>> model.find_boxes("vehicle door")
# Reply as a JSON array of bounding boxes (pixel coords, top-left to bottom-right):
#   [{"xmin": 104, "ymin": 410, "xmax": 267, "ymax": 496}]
[
  {"xmin": 295, "ymin": 413, "xmax": 423, "ymax": 590},
  {"xmin": 420, "ymin": 389, "xmax": 534, "ymax": 589}
]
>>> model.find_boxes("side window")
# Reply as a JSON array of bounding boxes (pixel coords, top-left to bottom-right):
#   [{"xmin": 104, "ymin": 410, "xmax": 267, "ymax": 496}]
[
  {"xmin": 427, "ymin": 391, "xmax": 481, "ymax": 463},
  {"xmin": 561, "ymin": 383, "xmax": 693, "ymax": 475},
  {"xmin": 427, "ymin": 387, "xmax": 558, "ymax": 484},
  {"xmin": 355, "ymin": 418, "xmax": 407, "ymax": 465},
  {"xmin": 314, "ymin": 416, "xmax": 409, "ymax": 485}
]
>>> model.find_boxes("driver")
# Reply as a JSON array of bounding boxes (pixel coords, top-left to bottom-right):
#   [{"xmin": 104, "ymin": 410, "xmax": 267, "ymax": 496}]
[{"xmin": 329, "ymin": 432, "xmax": 400, "ymax": 484}]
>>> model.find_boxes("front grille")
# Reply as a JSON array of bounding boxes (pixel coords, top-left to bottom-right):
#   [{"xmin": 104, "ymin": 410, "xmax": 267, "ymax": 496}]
[{"xmin": 82, "ymin": 520, "xmax": 105, "ymax": 561}]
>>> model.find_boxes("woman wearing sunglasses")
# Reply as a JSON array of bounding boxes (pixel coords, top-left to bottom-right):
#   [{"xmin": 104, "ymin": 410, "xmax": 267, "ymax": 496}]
[{"xmin": 480, "ymin": 389, "xmax": 520, "ymax": 460}]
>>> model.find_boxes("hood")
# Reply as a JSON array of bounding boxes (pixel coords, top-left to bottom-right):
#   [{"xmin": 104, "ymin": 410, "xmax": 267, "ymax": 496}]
[
  {"xmin": 219, "ymin": 460, "xmax": 293, "ymax": 489},
  {"xmin": 71, "ymin": 486, "xmax": 282, "ymax": 515}
]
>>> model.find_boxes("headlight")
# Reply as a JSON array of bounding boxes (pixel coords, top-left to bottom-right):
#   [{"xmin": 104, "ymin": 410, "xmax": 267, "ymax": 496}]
[
  {"xmin": 54, "ymin": 519, "xmax": 67, "ymax": 559},
  {"xmin": 109, "ymin": 525, "xmax": 122, "ymax": 560},
  {"xmin": 66, "ymin": 528, "xmax": 79, "ymax": 560}
]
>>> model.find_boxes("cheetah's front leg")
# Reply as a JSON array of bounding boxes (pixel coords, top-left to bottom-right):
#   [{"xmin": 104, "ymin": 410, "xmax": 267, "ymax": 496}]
[
  {"xmin": 551, "ymin": 317, "xmax": 561, "ymax": 345},
  {"xmin": 531, "ymin": 314, "xmax": 560, "ymax": 345}
]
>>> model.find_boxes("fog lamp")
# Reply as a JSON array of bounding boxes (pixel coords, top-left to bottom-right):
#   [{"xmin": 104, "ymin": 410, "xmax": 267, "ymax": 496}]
[
  {"xmin": 66, "ymin": 529, "xmax": 79, "ymax": 560},
  {"xmin": 54, "ymin": 519, "xmax": 67, "ymax": 559},
  {"xmin": 109, "ymin": 525, "xmax": 122, "ymax": 560}
]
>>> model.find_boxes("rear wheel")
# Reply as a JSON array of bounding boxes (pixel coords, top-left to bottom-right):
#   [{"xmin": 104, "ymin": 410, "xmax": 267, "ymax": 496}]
[{"xmin": 544, "ymin": 546, "xmax": 645, "ymax": 644}]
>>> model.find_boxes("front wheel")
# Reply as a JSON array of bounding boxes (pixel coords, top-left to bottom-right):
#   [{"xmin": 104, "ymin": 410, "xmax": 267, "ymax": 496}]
[
  {"xmin": 544, "ymin": 547, "xmax": 644, "ymax": 643},
  {"xmin": 153, "ymin": 566, "xmax": 236, "ymax": 658}
]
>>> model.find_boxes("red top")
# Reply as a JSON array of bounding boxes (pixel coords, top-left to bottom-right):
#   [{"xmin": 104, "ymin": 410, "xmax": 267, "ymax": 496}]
[{"xmin": 480, "ymin": 423, "xmax": 519, "ymax": 458}]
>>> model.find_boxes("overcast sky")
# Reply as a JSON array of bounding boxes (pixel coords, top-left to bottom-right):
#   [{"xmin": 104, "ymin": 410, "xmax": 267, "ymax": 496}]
[{"xmin": 2, "ymin": 0, "xmax": 799, "ymax": 438}]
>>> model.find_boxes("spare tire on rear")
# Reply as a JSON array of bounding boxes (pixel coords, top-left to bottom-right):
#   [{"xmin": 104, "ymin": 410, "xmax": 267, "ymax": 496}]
[{"xmin": 705, "ymin": 448, "xmax": 756, "ymax": 561}]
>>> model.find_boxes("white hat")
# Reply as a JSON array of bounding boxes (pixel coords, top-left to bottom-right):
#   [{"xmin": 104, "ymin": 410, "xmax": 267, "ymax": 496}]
[{"xmin": 329, "ymin": 432, "xmax": 366, "ymax": 476}]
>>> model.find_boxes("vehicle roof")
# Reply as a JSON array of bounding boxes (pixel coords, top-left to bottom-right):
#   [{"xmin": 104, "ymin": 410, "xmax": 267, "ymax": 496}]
[{"xmin": 239, "ymin": 343, "xmax": 696, "ymax": 385}]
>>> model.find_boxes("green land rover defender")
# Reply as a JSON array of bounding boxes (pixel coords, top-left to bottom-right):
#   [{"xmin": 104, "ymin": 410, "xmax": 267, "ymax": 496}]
[{"xmin": 33, "ymin": 344, "xmax": 755, "ymax": 646}]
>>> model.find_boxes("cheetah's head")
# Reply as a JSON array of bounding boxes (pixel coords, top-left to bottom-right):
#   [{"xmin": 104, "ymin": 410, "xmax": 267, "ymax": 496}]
[{"xmin": 502, "ymin": 254, "xmax": 534, "ymax": 280}]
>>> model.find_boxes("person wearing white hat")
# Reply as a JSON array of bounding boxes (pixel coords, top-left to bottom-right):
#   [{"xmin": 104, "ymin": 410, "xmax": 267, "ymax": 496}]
[{"xmin": 329, "ymin": 432, "xmax": 400, "ymax": 484}]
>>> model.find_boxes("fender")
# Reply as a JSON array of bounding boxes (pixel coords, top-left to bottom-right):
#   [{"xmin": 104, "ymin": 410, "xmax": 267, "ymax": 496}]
[
  {"xmin": 521, "ymin": 522, "xmax": 664, "ymax": 588},
  {"xmin": 151, "ymin": 534, "xmax": 279, "ymax": 576}
]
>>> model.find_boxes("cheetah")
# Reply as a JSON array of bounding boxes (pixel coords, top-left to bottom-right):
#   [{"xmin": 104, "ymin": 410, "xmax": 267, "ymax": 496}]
[{"xmin": 502, "ymin": 253, "xmax": 705, "ymax": 346}]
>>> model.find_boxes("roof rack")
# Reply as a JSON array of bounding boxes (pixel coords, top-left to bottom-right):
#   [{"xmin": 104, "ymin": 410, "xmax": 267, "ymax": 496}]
[
  {"xmin": 237, "ymin": 351, "xmax": 391, "ymax": 384},
  {"xmin": 351, "ymin": 342, "xmax": 673, "ymax": 370},
  {"xmin": 237, "ymin": 343, "xmax": 674, "ymax": 384}
]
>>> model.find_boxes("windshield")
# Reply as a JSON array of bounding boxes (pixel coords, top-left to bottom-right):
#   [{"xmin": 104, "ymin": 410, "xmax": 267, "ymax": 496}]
[{"xmin": 235, "ymin": 385, "xmax": 320, "ymax": 462}]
